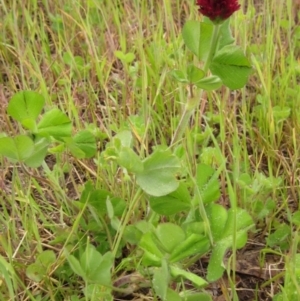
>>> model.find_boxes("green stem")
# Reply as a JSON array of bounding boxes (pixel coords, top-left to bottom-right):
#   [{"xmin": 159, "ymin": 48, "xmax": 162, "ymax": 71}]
[
  {"xmin": 203, "ymin": 23, "xmax": 221, "ymax": 73},
  {"xmin": 170, "ymin": 24, "xmax": 221, "ymax": 146},
  {"xmin": 112, "ymin": 188, "xmax": 142, "ymax": 257}
]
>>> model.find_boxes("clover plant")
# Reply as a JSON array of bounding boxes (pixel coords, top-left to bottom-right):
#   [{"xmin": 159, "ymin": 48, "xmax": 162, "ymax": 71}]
[{"xmin": 0, "ymin": 0, "xmax": 255, "ymax": 300}]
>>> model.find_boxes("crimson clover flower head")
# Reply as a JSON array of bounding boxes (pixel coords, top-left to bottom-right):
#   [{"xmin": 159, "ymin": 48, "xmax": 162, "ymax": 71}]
[{"xmin": 196, "ymin": 0, "xmax": 240, "ymax": 23}]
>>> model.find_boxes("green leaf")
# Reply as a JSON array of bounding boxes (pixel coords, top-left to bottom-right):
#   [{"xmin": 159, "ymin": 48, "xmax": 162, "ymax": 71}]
[
  {"xmin": 210, "ymin": 45, "xmax": 252, "ymax": 90},
  {"xmin": 116, "ymin": 130, "xmax": 133, "ymax": 147},
  {"xmin": 123, "ymin": 224, "xmax": 143, "ymax": 244},
  {"xmin": 170, "ymin": 234, "xmax": 210, "ymax": 263},
  {"xmin": 80, "ymin": 182, "xmax": 126, "ymax": 217},
  {"xmin": 196, "ymin": 164, "xmax": 220, "ymax": 204},
  {"xmin": 218, "ymin": 19, "xmax": 235, "ymax": 49},
  {"xmin": 206, "ymin": 243, "xmax": 227, "ymax": 282},
  {"xmin": 182, "ymin": 222, "xmax": 206, "ymax": 236},
  {"xmin": 80, "ymin": 245, "xmax": 113, "ymax": 285},
  {"xmin": 67, "ymin": 130, "xmax": 96, "ymax": 158},
  {"xmin": 222, "ymin": 209, "xmax": 254, "ymax": 247},
  {"xmin": 127, "ymin": 115, "xmax": 146, "ymax": 138},
  {"xmin": 201, "ymin": 17, "xmax": 234, "ymax": 50},
  {"xmin": 207, "ymin": 208, "xmax": 254, "ymax": 281},
  {"xmin": 63, "ymin": 52, "xmax": 74, "ymax": 65},
  {"xmin": 169, "ymin": 70, "xmax": 188, "ymax": 83},
  {"xmin": 80, "ymin": 244, "xmax": 102, "ymax": 281},
  {"xmin": 149, "ymin": 183, "xmax": 191, "ymax": 215},
  {"xmin": 182, "ymin": 20, "xmax": 213, "ymax": 61},
  {"xmin": 206, "ymin": 204, "xmax": 228, "ymax": 241},
  {"xmin": 106, "ymin": 198, "xmax": 114, "ymax": 220},
  {"xmin": 65, "ymin": 254, "xmax": 86, "ymax": 279},
  {"xmin": 152, "ymin": 260, "xmax": 169, "ymax": 300},
  {"xmin": 7, "ymin": 91, "xmax": 45, "ymax": 130},
  {"xmin": 266, "ymin": 224, "xmax": 290, "ymax": 248},
  {"xmin": 155, "ymin": 223, "xmax": 186, "ymax": 253},
  {"xmin": 36, "ymin": 250, "xmax": 56, "ymax": 268},
  {"xmin": 194, "ymin": 76, "xmax": 223, "ymax": 91},
  {"xmin": 200, "ymin": 147, "xmax": 224, "ymax": 166},
  {"xmin": 26, "ymin": 250, "xmax": 56, "ymax": 282},
  {"xmin": 63, "ymin": 52, "xmax": 87, "ymax": 70},
  {"xmin": 37, "ymin": 108, "xmax": 72, "ymax": 138},
  {"xmin": 180, "ymin": 292, "xmax": 212, "ymax": 301},
  {"xmin": 140, "ymin": 232, "xmax": 164, "ymax": 266},
  {"xmin": 0, "ymin": 135, "xmax": 34, "ymax": 162},
  {"xmin": 291, "ymin": 211, "xmax": 300, "ymax": 227},
  {"xmin": 136, "ymin": 149, "xmax": 180, "ymax": 197},
  {"xmin": 272, "ymin": 106, "xmax": 291, "ymax": 122},
  {"xmin": 214, "ymin": 45, "xmax": 250, "ymax": 65},
  {"xmin": 165, "ymin": 288, "xmax": 182, "ymax": 301},
  {"xmin": 26, "ymin": 264, "xmax": 45, "ymax": 282},
  {"xmin": 84, "ymin": 284, "xmax": 112, "ymax": 300},
  {"xmin": 48, "ymin": 143, "xmax": 65, "ymax": 154},
  {"xmin": 117, "ymin": 146, "xmax": 144, "ymax": 173},
  {"xmin": 65, "ymin": 138, "xmax": 85, "ymax": 158},
  {"xmin": 114, "ymin": 51, "xmax": 135, "ymax": 63},
  {"xmin": 24, "ymin": 138, "xmax": 49, "ymax": 167},
  {"xmin": 79, "ymin": 245, "xmax": 114, "ymax": 285},
  {"xmin": 135, "ymin": 220, "xmax": 155, "ymax": 234},
  {"xmin": 170, "ymin": 265, "xmax": 207, "ymax": 288},
  {"xmin": 112, "ymin": 130, "xmax": 133, "ymax": 149},
  {"xmin": 186, "ymin": 65, "xmax": 205, "ymax": 84}
]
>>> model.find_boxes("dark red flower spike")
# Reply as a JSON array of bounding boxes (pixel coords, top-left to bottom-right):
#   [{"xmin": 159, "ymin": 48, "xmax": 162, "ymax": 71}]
[{"xmin": 196, "ymin": 0, "xmax": 240, "ymax": 22}]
